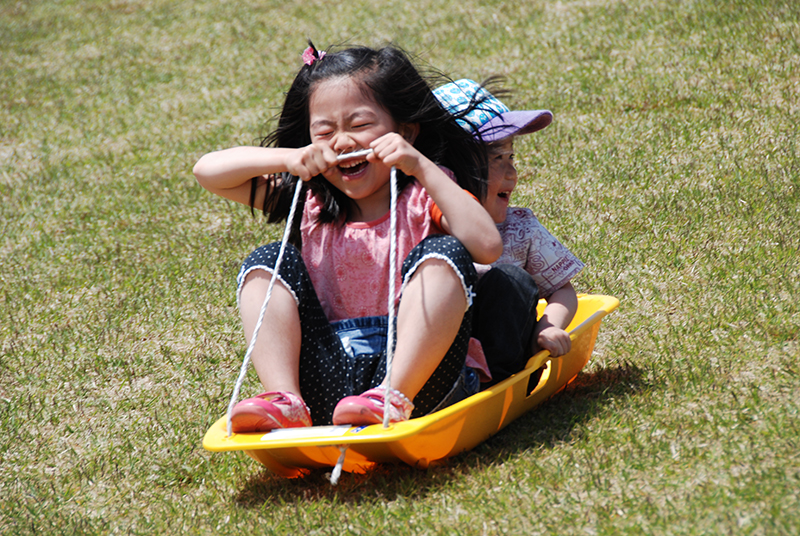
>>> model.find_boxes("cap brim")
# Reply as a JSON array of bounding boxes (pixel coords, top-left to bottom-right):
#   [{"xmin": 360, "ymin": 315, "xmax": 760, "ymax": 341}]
[{"xmin": 477, "ymin": 110, "xmax": 553, "ymax": 142}]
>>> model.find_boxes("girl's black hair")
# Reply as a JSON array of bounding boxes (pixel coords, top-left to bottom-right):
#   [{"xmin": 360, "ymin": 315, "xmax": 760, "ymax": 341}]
[{"xmin": 251, "ymin": 42, "xmax": 489, "ymax": 243}]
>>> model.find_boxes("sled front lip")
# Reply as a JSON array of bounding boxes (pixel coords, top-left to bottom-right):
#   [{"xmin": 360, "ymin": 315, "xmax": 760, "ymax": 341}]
[{"xmin": 203, "ymin": 386, "xmax": 497, "ymax": 452}]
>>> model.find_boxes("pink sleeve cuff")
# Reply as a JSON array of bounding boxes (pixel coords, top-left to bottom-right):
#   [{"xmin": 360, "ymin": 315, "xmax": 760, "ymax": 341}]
[{"xmin": 466, "ymin": 337, "xmax": 492, "ymax": 383}]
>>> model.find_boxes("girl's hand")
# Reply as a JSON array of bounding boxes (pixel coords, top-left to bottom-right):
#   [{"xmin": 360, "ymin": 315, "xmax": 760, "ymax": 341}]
[
  {"xmin": 285, "ymin": 144, "xmax": 339, "ymax": 181},
  {"xmin": 365, "ymin": 131, "xmax": 502, "ymax": 264},
  {"xmin": 368, "ymin": 133, "xmax": 425, "ymax": 177},
  {"xmin": 536, "ymin": 326, "xmax": 572, "ymax": 357}
]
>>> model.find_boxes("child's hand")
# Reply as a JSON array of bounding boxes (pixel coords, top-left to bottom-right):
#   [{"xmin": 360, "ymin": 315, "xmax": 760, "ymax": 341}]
[
  {"xmin": 368, "ymin": 133, "xmax": 425, "ymax": 177},
  {"xmin": 537, "ymin": 326, "xmax": 572, "ymax": 357},
  {"xmin": 285, "ymin": 144, "xmax": 339, "ymax": 181}
]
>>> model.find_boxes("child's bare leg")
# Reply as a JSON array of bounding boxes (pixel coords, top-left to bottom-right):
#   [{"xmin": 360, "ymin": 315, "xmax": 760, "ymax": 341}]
[
  {"xmin": 239, "ymin": 270, "xmax": 302, "ymax": 396},
  {"xmin": 389, "ymin": 258, "xmax": 467, "ymax": 400}
]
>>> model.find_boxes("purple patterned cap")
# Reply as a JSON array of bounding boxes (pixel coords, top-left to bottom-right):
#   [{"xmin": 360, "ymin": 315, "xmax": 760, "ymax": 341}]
[{"xmin": 433, "ymin": 79, "xmax": 552, "ymax": 142}]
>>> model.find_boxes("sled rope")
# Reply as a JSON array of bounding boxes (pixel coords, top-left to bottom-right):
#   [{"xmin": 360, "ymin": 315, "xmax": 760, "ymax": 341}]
[
  {"xmin": 329, "ymin": 165, "xmax": 397, "ymax": 482},
  {"xmin": 226, "ymin": 148, "xmax": 400, "ymax": 441},
  {"xmin": 226, "ymin": 175, "xmax": 304, "ymax": 437},
  {"xmin": 329, "ymin": 445, "xmax": 349, "ymax": 485},
  {"xmin": 382, "ymin": 165, "xmax": 398, "ymax": 429}
]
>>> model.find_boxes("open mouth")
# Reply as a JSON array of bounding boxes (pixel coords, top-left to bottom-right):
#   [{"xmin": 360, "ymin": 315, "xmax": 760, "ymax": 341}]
[
  {"xmin": 498, "ymin": 191, "xmax": 512, "ymax": 200},
  {"xmin": 338, "ymin": 158, "xmax": 369, "ymax": 175},
  {"xmin": 337, "ymin": 149, "xmax": 372, "ymax": 177}
]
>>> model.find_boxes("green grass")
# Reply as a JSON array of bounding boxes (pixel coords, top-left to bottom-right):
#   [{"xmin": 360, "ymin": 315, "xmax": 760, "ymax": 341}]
[{"xmin": 2, "ymin": 0, "xmax": 798, "ymax": 533}]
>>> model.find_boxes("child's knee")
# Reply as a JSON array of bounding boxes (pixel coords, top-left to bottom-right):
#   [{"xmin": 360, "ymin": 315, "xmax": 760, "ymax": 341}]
[
  {"xmin": 403, "ymin": 235, "xmax": 476, "ymax": 283},
  {"xmin": 410, "ymin": 258, "xmax": 462, "ymax": 287},
  {"xmin": 237, "ymin": 266, "xmax": 300, "ymax": 310},
  {"xmin": 242, "ymin": 268, "xmax": 275, "ymax": 287},
  {"xmin": 415, "ymin": 256, "xmax": 454, "ymax": 271},
  {"xmin": 403, "ymin": 256, "xmax": 473, "ymax": 311}
]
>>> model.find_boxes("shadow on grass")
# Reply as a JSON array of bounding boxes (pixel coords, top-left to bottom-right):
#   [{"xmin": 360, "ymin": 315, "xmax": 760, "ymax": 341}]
[
  {"xmin": 234, "ymin": 361, "xmax": 644, "ymax": 506},
  {"xmin": 467, "ymin": 360, "xmax": 645, "ymax": 458}
]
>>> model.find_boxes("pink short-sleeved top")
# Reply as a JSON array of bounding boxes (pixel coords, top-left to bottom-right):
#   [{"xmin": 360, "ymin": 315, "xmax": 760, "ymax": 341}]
[{"xmin": 300, "ymin": 180, "xmax": 440, "ymax": 322}]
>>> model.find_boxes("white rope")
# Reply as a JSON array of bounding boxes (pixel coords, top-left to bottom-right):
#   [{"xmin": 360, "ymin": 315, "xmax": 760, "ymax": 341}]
[
  {"xmin": 225, "ymin": 149, "xmax": 398, "ymax": 487},
  {"xmin": 226, "ymin": 177, "xmax": 304, "ymax": 437},
  {"xmin": 330, "ymin": 164, "xmax": 396, "ymax": 484},
  {"xmin": 382, "ymin": 166, "xmax": 398, "ymax": 429},
  {"xmin": 226, "ymin": 150, "xmax": 376, "ymax": 437},
  {"xmin": 329, "ymin": 445, "xmax": 348, "ymax": 485}
]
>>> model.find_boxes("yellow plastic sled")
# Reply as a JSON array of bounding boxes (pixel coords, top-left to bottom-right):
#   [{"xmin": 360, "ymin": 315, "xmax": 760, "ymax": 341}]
[{"xmin": 203, "ymin": 294, "xmax": 619, "ymax": 477}]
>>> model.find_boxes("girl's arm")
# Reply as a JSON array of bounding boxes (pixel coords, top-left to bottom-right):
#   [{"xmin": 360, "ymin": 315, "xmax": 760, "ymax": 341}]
[
  {"xmin": 370, "ymin": 134, "xmax": 503, "ymax": 264},
  {"xmin": 531, "ymin": 282, "xmax": 578, "ymax": 357},
  {"xmin": 193, "ymin": 145, "xmax": 338, "ymax": 207}
]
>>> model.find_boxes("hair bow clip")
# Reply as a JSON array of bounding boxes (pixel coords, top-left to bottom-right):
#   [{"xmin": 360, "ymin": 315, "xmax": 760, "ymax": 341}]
[{"xmin": 302, "ymin": 46, "xmax": 326, "ymax": 66}]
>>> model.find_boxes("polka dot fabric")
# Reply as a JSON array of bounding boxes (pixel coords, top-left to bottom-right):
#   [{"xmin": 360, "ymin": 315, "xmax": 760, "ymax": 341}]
[{"xmin": 236, "ymin": 235, "xmax": 477, "ymax": 424}]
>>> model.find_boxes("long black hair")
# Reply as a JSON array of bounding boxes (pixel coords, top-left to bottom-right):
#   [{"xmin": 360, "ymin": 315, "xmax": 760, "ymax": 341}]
[{"xmin": 251, "ymin": 42, "xmax": 489, "ymax": 241}]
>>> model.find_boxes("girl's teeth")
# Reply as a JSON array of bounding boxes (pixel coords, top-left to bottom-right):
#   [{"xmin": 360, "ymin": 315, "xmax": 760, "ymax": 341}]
[
  {"xmin": 339, "ymin": 159, "xmax": 368, "ymax": 173},
  {"xmin": 341, "ymin": 161, "xmax": 364, "ymax": 170}
]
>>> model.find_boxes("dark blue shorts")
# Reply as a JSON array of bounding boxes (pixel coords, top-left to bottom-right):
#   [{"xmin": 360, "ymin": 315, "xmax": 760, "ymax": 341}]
[{"xmin": 472, "ymin": 264, "xmax": 540, "ymax": 386}]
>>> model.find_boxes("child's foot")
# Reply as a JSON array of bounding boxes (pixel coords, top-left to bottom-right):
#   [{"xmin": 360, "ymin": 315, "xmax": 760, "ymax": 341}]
[
  {"xmin": 332, "ymin": 387, "xmax": 414, "ymax": 426},
  {"xmin": 230, "ymin": 391, "xmax": 312, "ymax": 433}
]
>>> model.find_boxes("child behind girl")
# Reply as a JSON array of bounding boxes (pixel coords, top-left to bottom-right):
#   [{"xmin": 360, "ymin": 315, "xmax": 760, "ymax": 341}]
[
  {"xmin": 193, "ymin": 45, "xmax": 502, "ymax": 432},
  {"xmin": 434, "ymin": 79, "xmax": 584, "ymax": 386}
]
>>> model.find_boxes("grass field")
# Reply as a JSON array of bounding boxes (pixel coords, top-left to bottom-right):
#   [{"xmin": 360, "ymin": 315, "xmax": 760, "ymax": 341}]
[{"xmin": 2, "ymin": 0, "xmax": 798, "ymax": 533}]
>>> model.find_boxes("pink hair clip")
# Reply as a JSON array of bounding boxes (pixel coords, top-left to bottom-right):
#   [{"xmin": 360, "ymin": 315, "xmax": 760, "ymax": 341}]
[{"xmin": 302, "ymin": 46, "xmax": 326, "ymax": 66}]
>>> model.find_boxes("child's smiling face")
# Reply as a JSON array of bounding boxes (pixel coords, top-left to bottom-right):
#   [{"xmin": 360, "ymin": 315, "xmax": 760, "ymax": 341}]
[
  {"xmin": 484, "ymin": 138, "xmax": 518, "ymax": 224},
  {"xmin": 308, "ymin": 76, "xmax": 399, "ymax": 220}
]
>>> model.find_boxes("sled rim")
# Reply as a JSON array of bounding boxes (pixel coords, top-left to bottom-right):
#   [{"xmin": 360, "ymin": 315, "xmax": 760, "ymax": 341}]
[{"xmin": 203, "ymin": 294, "xmax": 619, "ymax": 454}]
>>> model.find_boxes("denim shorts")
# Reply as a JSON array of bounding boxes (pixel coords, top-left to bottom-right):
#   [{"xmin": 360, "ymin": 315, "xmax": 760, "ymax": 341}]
[
  {"xmin": 332, "ymin": 315, "xmax": 479, "ymax": 411},
  {"xmin": 237, "ymin": 234, "xmax": 479, "ymax": 425}
]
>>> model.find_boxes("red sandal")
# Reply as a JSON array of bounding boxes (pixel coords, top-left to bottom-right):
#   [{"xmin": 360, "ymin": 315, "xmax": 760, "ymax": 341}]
[
  {"xmin": 230, "ymin": 391, "xmax": 312, "ymax": 433},
  {"xmin": 332, "ymin": 387, "xmax": 414, "ymax": 426}
]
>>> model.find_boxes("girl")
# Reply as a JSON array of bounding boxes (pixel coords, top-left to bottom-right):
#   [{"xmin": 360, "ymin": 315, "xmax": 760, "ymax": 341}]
[
  {"xmin": 433, "ymin": 79, "xmax": 584, "ymax": 386},
  {"xmin": 193, "ymin": 44, "xmax": 502, "ymax": 432}
]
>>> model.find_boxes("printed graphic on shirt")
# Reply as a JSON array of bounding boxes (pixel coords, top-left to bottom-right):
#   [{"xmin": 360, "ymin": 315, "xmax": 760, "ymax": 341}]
[{"xmin": 479, "ymin": 207, "xmax": 584, "ymax": 298}]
